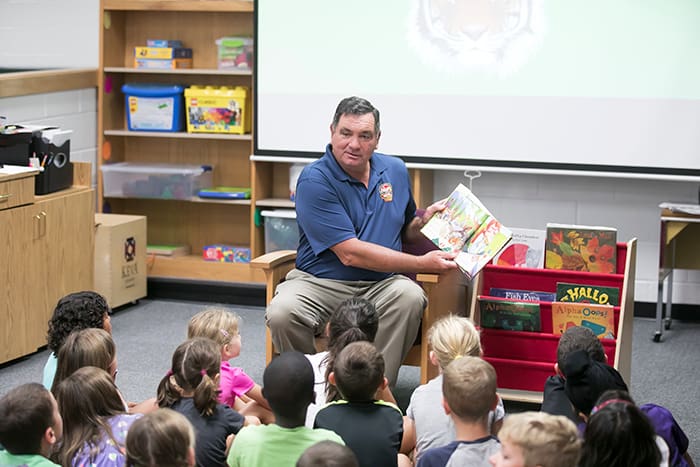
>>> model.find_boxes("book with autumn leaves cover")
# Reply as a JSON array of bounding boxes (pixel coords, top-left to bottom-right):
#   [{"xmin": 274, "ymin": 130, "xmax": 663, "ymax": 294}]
[{"xmin": 544, "ymin": 224, "xmax": 617, "ymax": 274}]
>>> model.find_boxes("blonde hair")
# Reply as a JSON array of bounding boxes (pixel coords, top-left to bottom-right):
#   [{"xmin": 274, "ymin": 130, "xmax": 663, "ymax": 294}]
[
  {"xmin": 126, "ymin": 408, "xmax": 195, "ymax": 467},
  {"xmin": 428, "ymin": 315, "xmax": 481, "ymax": 370},
  {"xmin": 498, "ymin": 411, "xmax": 582, "ymax": 467},
  {"xmin": 187, "ymin": 307, "xmax": 239, "ymax": 348}
]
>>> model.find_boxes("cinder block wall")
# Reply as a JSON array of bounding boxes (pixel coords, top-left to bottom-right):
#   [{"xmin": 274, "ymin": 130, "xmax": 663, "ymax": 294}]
[
  {"xmin": 0, "ymin": 89, "xmax": 98, "ymax": 185},
  {"xmin": 435, "ymin": 171, "xmax": 700, "ymax": 305}
]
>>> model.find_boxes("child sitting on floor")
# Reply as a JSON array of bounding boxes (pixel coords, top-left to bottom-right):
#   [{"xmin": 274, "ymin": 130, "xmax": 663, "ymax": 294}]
[
  {"xmin": 406, "ymin": 315, "xmax": 505, "ymax": 461},
  {"xmin": 54, "ymin": 366, "xmax": 141, "ymax": 466},
  {"xmin": 0, "ymin": 383, "xmax": 63, "ymax": 467},
  {"xmin": 227, "ymin": 351, "xmax": 344, "ymax": 467},
  {"xmin": 488, "ymin": 411, "xmax": 581, "ymax": 467},
  {"xmin": 126, "ymin": 408, "xmax": 196, "ymax": 467},
  {"xmin": 314, "ymin": 341, "xmax": 408, "ymax": 467},
  {"xmin": 304, "ymin": 297, "xmax": 398, "ymax": 427},
  {"xmin": 296, "ymin": 441, "xmax": 359, "ymax": 467},
  {"xmin": 188, "ymin": 307, "xmax": 273, "ymax": 424},
  {"xmin": 43, "ymin": 290, "xmax": 112, "ymax": 389},
  {"xmin": 417, "ymin": 356, "xmax": 501, "ymax": 467},
  {"xmin": 158, "ymin": 337, "xmax": 249, "ymax": 467}
]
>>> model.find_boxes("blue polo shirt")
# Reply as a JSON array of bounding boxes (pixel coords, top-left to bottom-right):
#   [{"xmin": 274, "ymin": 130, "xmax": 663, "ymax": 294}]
[{"xmin": 295, "ymin": 144, "xmax": 416, "ymax": 281}]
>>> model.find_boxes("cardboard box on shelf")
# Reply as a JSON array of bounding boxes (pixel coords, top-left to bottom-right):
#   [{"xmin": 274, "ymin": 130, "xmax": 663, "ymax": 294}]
[{"xmin": 94, "ymin": 214, "xmax": 147, "ymax": 308}]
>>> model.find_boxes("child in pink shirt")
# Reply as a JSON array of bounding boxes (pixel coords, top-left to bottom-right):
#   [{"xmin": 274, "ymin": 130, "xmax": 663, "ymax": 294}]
[{"xmin": 188, "ymin": 307, "xmax": 274, "ymax": 424}]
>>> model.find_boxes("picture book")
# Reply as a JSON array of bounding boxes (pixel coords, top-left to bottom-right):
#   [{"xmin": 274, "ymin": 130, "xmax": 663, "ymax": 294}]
[
  {"xmin": 146, "ymin": 244, "xmax": 190, "ymax": 257},
  {"xmin": 489, "ymin": 287, "xmax": 556, "ymax": 302},
  {"xmin": 421, "ymin": 184, "xmax": 512, "ymax": 280},
  {"xmin": 551, "ymin": 302, "xmax": 616, "ymax": 339},
  {"xmin": 492, "ymin": 227, "xmax": 546, "ymax": 268},
  {"xmin": 544, "ymin": 223, "xmax": 617, "ymax": 274},
  {"xmin": 198, "ymin": 186, "xmax": 251, "ymax": 199},
  {"xmin": 555, "ymin": 282, "xmax": 620, "ymax": 306},
  {"xmin": 478, "ymin": 297, "xmax": 541, "ymax": 332}
]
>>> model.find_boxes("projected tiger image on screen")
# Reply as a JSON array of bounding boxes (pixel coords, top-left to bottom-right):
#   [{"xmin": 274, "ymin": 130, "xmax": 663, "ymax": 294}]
[{"xmin": 406, "ymin": 0, "xmax": 545, "ymax": 74}]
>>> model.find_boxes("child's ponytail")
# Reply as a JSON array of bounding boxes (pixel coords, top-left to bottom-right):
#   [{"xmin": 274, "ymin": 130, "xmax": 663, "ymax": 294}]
[{"xmin": 158, "ymin": 338, "xmax": 221, "ymax": 417}]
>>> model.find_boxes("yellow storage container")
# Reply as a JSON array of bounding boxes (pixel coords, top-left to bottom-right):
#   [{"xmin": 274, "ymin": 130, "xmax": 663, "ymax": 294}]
[{"xmin": 184, "ymin": 86, "xmax": 250, "ymax": 134}]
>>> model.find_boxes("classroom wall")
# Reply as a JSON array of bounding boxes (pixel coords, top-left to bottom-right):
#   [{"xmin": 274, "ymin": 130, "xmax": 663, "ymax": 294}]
[
  {"xmin": 434, "ymin": 171, "xmax": 700, "ymax": 305},
  {"xmin": 0, "ymin": 0, "xmax": 98, "ymax": 69}
]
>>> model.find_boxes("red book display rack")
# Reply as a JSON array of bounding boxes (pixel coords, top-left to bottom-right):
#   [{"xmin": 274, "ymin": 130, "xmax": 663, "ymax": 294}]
[{"xmin": 469, "ymin": 239, "xmax": 637, "ymax": 403}]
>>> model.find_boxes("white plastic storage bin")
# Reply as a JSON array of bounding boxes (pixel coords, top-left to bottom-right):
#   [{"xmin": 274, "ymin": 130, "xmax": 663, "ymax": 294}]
[
  {"xmin": 261, "ymin": 209, "xmax": 299, "ymax": 253},
  {"xmin": 101, "ymin": 162, "xmax": 212, "ymax": 200}
]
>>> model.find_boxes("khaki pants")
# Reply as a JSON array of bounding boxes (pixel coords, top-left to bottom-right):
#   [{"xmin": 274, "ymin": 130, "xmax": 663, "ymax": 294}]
[{"xmin": 265, "ymin": 269, "xmax": 427, "ymax": 386}]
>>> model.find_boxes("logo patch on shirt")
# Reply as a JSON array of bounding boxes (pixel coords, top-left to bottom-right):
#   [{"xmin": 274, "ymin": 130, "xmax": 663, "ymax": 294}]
[{"xmin": 379, "ymin": 183, "xmax": 393, "ymax": 202}]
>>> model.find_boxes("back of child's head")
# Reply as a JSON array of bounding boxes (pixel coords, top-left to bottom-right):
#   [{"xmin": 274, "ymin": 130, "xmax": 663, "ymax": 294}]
[
  {"xmin": 562, "ymin": 349, "xmax": 628, "ymax": 416},
  {"xmin": 47, "ymin": 290, "xmax": 111, "ymax": 354},
  {"xmin": 126, "ymin": 408, "xmax": 195, "ymax": 467},
  {"xmin": 54, "ymin": 366, "xmax": 126, "ymax": 464},
  {"xmin": 579, "ymin": 397, "xmax": 661, "ymax": 467},
  {"xmin": 157, "ymin": 337, "xmax": 221, "ymax": 417},
  {"xmin": 262, "ymin": 351, "xmax": 315, "ymax": 420},
  {"xmin": 556, "ymin": 325, "xmax": 606, "ymax": 370},
  {"xmin": 296, "ymin": 440, "xmax": 359, "ymax": 467},
  {"xmin": 442, "ymin": 356, "xmax": 496, "ymax": 422},
  {"xmin": 52, "ymin": 328, "xmax": 116, "ymax": 394},
  {"xmin": 332, "ymin": 341, "xmax": 384, "ymax": 402},
  {"xmin": 0, "ymin": 383, "xmax": 60, "ymax": 455},
  {"xmin": 187, "ymin": 307, "xmax": 239, "ymax": 348},
  {"xmin": 428, "ymin": 314, "xmax": 481, "ymax": 370},
  {"xmin": 497, "ymin": 411, "xmax": 581, "ymax": 467},
  {"xmin": 324, "ymin": 298, "xmax": 378, "ymax": 401}
]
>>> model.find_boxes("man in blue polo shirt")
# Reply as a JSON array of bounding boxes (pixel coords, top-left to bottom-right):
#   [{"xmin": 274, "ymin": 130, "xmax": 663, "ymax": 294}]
[{"xmin": 265, "ymin": 96, "xmax": 457, "ymax": 385}]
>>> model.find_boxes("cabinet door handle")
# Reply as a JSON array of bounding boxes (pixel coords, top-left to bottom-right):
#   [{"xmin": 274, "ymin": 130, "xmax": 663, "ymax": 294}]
[
  {"xmin": 34, "ymin": 214, "xmax": 42, "ymax": 239},
  {"xmin": 40, "ymin": 211, "xmax": 47, "ymax": 237},
  {"xmin": 0, "ymin": 193, "xmax": 11, "ymax": 203}
]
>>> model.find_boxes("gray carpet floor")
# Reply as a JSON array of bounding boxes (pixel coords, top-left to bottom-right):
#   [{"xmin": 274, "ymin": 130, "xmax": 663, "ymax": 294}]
[{"xmin": 1, "ymin": 299, "xmax": 698, "ymax": 461}]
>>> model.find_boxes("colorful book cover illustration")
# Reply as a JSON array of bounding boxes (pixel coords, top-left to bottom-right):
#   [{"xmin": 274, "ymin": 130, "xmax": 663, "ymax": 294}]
[
  {"xmin": 492, "ymin": 227, "xmax": 546, "ymax": 268},
  {"xmin": 421, "ymin": 184, "xmax": 512, "ymax": 280},
  {"xmin": 478, "ymin": 297, "xmax": 541, "ymax": 332},
  {"xmin": 555, "ymin": 282, "xmax": 620, "ymax": 306},
  {"xmin": 544, "ymin": 223, "xmax": 617, "ymax": 274},
  {"xmin": 489, "ymin": 287, "xmax": 556, "ymax": 302},
  {"xmin": 551, "ymin": 302, "xmax": 616, "ymax": 339}
]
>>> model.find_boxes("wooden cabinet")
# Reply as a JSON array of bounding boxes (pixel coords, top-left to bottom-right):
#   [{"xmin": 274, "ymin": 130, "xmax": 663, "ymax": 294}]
[
  {"xmin": 468, "ymin": 239, "xmax": 637, "ymax": 403},
  {"xmin": 98, "ymin": 0, "xmax": 263, "ymax": 283},
  {"xmin": 0, "ymin": 172, "xmax": 94, "ymax": 364}
]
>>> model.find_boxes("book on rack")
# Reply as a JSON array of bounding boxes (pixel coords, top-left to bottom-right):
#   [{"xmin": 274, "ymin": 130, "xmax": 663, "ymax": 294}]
[
  {"xmin": 146, "ymin": 244, "xmax": 191, "ymax": 257},
  {"xmin": 555, "ymin": 282, "xmax": 620, "ymax": 306},
  {"xmin": 478, "ymin": 297, "xmax": 541, "ymax": 332},
  {"xmin": 421, "ymin": 183, "xmax": 512, "ymax": 280},
  {"xmin": 551, "ymin": 302, "xmax": 615, "ymax": 339},
  {"xmin": 489, "ymin": 287, "xmax": 556, "ymax": 302},
  {"xmin": 492, "ymin": 227, "xmax": 546, "ymax": 268},
  {"xmin": 544, "ymin": 223, "xmax": 617, "ymax": 274}
]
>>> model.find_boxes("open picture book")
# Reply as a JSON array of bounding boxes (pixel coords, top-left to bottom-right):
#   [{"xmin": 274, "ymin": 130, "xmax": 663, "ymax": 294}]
[{"xmin": 420, "ymin": 183, "xmax": 512, "ymax": 280}]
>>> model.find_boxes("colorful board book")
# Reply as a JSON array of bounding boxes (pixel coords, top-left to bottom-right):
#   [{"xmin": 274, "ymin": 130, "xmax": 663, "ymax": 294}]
[
  {"xmin": 478, "ymin": 297, "xmax": 541, "ymax": 332},
  {"xmin": 555, "ymin": 282, "xmax": 620, "ymax": 306},
  {"xmin": 421, "ymin": 184, "xmax": 512, "ymax": 280},
  {"xmin": 492, "ymin": 227, "xmax": 546, "ymax": 268},
  {"xmin": 489, "ymin": 288, "xmax": 556, "ymax": 302},
  {"xmin": 551, "ymin": 302, "xmax": 615, "ymax": 339},
  {"xmin": 544, "ymin": 223, "xmax": 617, "ymax": 274}
]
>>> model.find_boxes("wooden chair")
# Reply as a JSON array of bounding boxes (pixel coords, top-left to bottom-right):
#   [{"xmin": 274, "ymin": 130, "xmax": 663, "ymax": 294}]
[{"xmin": 251, "ymin": 250, "xmax": 467, "ymax": 384}]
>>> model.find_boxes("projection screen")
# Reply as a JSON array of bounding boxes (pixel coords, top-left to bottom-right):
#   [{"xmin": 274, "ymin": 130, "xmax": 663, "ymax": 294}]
[{"xmin": 255, "ymin": 0, "xmax": 700, "ymax": 178}]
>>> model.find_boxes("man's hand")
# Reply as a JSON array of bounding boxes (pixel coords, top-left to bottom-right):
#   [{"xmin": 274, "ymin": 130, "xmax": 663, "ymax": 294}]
[
  {"xmin": 418, "ymin": 249, "xmax": 458, "ymax": 273},
  {"xmin": 420, "ymin": 198, "xmax": 448, "ymax": 228}
]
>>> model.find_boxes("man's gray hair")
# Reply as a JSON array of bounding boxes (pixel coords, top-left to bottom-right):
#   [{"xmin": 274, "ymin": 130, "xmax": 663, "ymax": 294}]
[{"xmin": 331, "ymin": 96, "xmax": 380, "ymax": 135}]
